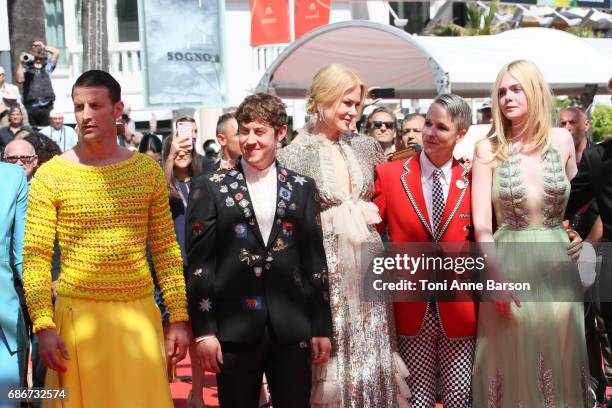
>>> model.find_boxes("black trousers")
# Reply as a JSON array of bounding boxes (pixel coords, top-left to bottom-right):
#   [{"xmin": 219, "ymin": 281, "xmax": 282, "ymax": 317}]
[
  {"xmin": 25, "ymin": 103, "xmax": 53, "ymax": 128},
  {"xmin": 585, "ymin": 299, "xmax": 608, "ymax": 402},
  {"xmin": 217, "ymin": 327, "xmax": 312, "ymax": 408}
]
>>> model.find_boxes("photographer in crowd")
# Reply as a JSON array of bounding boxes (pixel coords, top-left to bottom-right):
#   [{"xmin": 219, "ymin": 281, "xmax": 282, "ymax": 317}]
[{"xmin": 15, "ymin": 40, "xmax": 60, "ymax": 128}]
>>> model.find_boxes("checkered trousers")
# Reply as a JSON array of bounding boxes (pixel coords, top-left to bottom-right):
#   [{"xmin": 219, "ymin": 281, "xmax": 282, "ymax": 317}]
[{"xmin": 398, "ymin": 305, "xmax": 475, "ymax": 408}]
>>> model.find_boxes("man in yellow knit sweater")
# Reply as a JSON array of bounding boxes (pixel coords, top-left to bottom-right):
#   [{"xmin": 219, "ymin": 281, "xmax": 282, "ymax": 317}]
[{"xmin": 22, "ymin": 70, "xmax": 189, "ymax": 407}]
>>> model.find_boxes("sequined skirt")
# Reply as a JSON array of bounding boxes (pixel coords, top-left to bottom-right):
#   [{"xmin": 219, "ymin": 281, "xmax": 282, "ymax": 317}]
[{"xmin": 311, "ymin": 228, "xmax": 410, "ymax": 408}]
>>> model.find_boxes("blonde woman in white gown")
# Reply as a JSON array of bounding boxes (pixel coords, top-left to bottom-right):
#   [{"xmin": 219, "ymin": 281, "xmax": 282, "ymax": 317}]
[{"xmin": 278, "ymin": 64, "xmax": 410, "ymax": 408}]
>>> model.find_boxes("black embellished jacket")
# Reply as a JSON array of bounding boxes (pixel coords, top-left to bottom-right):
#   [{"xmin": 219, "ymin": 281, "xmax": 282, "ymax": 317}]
[{"xmin": 185, "ymin": 160, "xmax": 332, "ymax": 343}]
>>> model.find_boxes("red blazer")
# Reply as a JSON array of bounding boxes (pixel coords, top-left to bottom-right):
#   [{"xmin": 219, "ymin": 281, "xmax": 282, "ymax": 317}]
[{"xmin": 373, "ymin": 153, "xmax": 477, "ymax": 339}]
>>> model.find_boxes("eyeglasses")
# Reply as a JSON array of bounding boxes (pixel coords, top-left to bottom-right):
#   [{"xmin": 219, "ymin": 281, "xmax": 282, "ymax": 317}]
[
  {"xmin": 5, "ymin": 155, "xmax": 35, "ymax": 164},
  {"xmin": 402, "ymin": 128, "xmax": 422, "ymax": 135},
  {"xmin": 372, "ymin": 121, "xmax": 395, "ymax": 129}
]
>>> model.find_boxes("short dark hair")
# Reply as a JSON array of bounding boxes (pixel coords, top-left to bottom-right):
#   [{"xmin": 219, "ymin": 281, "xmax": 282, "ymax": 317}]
[
  {"xmin": 235, "ymin": 93, "xmax": 287, "ymax": 134},
  {"xmin": 402, "ymin": 113, "xmax": 425, "ymax": 125},
  {"xmin": 72, "ymin": 70, "xmax": 121, "ymax": 104},
  {"xmin": 365, "ymin": 107, "xmax": 397, "ymax": 133},
  {"xmin": 138, "ymin": 133, "xmax": 163, "ymax": 155},
  {"xmin": 216, "ymin": 112, "xmax": 236, "ymax": 135},
  {"xmin": 24, "ymin": 132, "xmax": 61, "ymax": 167}
]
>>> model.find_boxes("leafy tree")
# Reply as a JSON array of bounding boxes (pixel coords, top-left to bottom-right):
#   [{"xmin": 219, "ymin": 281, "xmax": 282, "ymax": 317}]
[
  {"xmin": 590, "ymin": 105, "xmax": 612, "ymax": 143},
  {"xmin": 430, "ymin": 0, "xmax": 509, "ymax": 37}
]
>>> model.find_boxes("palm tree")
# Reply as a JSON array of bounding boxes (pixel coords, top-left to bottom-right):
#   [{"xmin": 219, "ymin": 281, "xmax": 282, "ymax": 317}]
[
  {"xmin": 8, "ymin": 0, "xmax": 46, "ymax": 79},
  {"xmin": 81, "ymin": 0, "xmax": 109, "ymax": 71},
  {"xmin": 429, "ymin": 0, "xmax": 510, "ymax": 37}
]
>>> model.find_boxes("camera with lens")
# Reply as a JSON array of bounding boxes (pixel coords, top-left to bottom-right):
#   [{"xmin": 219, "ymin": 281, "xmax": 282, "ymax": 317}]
[{"xmin": 20, "ymin": 53, "xmax": 36, "ymax": 64}]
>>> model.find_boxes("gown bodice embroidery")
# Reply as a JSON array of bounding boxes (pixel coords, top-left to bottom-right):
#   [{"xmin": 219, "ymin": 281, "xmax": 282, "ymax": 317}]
[{"xmin": 492, "ymin": 148, "xmax": 569, "ymax": 229}]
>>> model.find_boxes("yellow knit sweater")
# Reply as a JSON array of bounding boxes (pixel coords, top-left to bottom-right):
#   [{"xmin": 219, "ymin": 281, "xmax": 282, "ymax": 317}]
[{"xmin": 23, "ymin": 153, "xmax": 188, "ymax": 333}]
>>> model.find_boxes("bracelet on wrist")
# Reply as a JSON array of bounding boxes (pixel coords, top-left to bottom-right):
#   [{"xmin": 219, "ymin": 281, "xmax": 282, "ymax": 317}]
[{"xmin": 195, "ymin": 334, "xmax": 216, "ymax": 343}]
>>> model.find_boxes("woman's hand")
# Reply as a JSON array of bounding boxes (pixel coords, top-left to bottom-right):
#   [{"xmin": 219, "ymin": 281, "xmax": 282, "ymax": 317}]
[
  {"xmin": 493, "ymin": 290, "xmax": 521, "ymax": 320},
  {"xmin": 364, "ymin": 86, "xmax": 381, "ymax": 109},
  {"xmin": 168, "ymin": 132, "xmax": 192, "ymax": 161}
]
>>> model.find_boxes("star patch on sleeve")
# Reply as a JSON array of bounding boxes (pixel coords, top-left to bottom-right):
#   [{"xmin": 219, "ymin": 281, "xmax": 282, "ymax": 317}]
[{"xmin": 199, "ymin": 298, "xmax": 212, "ymax": 312}]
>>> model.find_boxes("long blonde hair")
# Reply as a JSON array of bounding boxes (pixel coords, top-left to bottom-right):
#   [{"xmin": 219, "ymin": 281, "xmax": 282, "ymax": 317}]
[
  {"xmin": 306, "ymin": 64, "xmax": 367, "ymax": 126},
  {"xmin": 489, "ymin": 60, "xmax": 554, "ymax": 160}
]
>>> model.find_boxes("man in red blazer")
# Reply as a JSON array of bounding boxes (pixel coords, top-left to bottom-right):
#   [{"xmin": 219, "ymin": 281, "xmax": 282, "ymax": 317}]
[{"xmin": 373, "ymin": 94, "xmax": 476, "ymax": 408}]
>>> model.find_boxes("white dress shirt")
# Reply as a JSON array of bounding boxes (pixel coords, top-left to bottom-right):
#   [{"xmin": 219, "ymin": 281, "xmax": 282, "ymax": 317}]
[
  {"xmin": 420, "ymin": 153, "xmax": 453, "ymax": 230},
  {"xmin": 241, "ymin": 158, "xmax": 277, "ymax": 244}
]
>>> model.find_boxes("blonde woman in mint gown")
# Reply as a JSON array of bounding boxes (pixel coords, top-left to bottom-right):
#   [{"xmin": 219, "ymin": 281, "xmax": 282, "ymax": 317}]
[{"xmin": 471, "ymin": 59, "xmax": 589, "ymax": 407}]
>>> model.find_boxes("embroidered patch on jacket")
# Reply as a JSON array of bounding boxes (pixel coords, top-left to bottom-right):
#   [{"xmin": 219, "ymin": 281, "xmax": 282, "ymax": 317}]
[
  {"xmin": 458, "ymin": 213, "xmax": 471, "ymax": 219},
  {"xmin": 279, "ymin": 187, "xmax": 292, "ymax": 202},
  {"xmin": 282, "ymin": 221, "xmax": 294, "ymax": 237},
  {"xmin": 209, "ymin": 173, "xmax": 224, "ymax": 183},
  {"xmin": 273, "ymin": 238, "xmax": 288, "ymax": 252},
  {"xmin": 192, "ymin": 220, "xmax": 204, "ymax": 234},
  {"xmin": 292, "ymin": 175, "xmax": 307, "ymax": 186},
  {"xmin": 199, "ymin": 298, "xmax": 212, "ymax": 312},
  {"xmin": 234, "ymin": 223, "xmax": 248, "ymax": 239},
  {"xmin": 242, "ymin": 296, "xmax": 263, "ymax": 310}
]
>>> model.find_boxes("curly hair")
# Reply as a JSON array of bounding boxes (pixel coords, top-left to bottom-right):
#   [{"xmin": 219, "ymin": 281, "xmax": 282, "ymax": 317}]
[{"xmin": 235, "ymin": 93, "xmax": 287, "ymax": 134}]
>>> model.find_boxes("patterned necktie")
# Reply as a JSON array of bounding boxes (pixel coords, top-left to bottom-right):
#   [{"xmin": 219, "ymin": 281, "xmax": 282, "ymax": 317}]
[{"xmin": 431, "ymin": 168, "xmax": 445, "ymax": 237}]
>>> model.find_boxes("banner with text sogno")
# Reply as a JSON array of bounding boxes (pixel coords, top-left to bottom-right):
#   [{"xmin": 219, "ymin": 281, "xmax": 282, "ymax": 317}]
[{"xmin": 140, "ymin": 0, "xmax": 226, "ymax": 108}]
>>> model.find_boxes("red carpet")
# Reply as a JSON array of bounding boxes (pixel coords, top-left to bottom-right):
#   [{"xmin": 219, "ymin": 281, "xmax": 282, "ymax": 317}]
[
  {"xmin": 170, "ymin": 354, "xmax": 611, "ymax": 408},
  {"xmin": 170, "ymin": 351, "xmax": 219, "ymax": 407}
]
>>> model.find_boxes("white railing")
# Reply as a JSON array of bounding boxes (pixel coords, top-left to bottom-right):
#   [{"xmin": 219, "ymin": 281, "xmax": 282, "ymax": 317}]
[
  {"xmin": 110, "ymin": 42, "xmax": 141, "ymax": 86},
  {"xmin": 66, "ymin": 42, "xmax": 142, "ymax": 92},
  {"xmin": 252, "ymin": 45, "xmax": 287, "ymax": 75}
]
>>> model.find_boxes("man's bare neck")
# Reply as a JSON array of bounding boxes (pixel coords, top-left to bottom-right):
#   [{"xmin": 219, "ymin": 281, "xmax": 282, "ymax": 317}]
[{"xmin": 65, "ymin": 139, "xmax": 132, "ymax": 166}]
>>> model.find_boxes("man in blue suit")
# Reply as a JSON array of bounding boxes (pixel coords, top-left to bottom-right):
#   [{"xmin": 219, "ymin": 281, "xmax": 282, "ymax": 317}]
[{"xmin": 0, "ymin": 162, "xmax": 28, "ymax": 407}]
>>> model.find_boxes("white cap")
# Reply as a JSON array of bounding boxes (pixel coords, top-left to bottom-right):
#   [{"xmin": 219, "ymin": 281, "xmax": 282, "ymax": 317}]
[
  {"xmin": 0, "ymin": 66, "xmax": 5, "ymax": 75},
  {"xmin": 3, "ymin": 87, "xmax": 19, "ymax": 100},
  {"xmin": 49, "ymin": 109, "xmax": 63, "ymax": 118}
]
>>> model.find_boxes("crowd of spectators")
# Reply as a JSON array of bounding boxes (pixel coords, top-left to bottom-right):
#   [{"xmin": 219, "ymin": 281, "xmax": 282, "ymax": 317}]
[{"xmin": 1, "ymin": 41, "xmax": 610, "ymax": 408}]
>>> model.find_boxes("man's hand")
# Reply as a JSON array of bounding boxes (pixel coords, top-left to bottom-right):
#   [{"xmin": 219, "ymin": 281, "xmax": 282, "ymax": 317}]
[
  {"xmin": 196, "ymin": 336, "xmax": 223, "ymax": 373},
  {"xmin": 165, "ymin": 321, "xmax": 189, "ymax": 365},
  {"xmin": 32, "ymin": 41, "xmax": 46, "ymax": 50},
  {"xmin": 37, "ymin": 328, "xmax": 69, "ymax": 372},
  {"xmin": 311, "ymin": 337, "xmax": 331, "ymax": 365},
  {"xmin": 51, "ymin": 280, "xmax": 58, "ymax": 301},
  {"xmin": 566, "ymin": 228, "xmax": 583, "ymax": 263}
]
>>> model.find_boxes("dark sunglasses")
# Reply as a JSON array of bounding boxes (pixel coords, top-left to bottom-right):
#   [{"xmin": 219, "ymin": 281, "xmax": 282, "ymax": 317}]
[
  {"xmin": 372, "ymin": 121, "xmax": 395, "ymax": 129},
  {"xmin": 5, "ymin": 155, "xmax": 35, "ymax": 164},
  {"xmin": 402, "ymin": 128, "xmax": 422, "ymax": 135}
]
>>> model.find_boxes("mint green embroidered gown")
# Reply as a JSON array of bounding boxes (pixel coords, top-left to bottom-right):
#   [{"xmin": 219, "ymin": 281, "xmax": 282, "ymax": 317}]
[{"xmin": 472, "ymin": 148, "xmax": 589, "ymax": 407}]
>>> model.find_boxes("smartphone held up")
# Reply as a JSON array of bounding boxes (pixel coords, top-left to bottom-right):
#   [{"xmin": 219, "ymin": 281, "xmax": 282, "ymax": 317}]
[
  {"xmin": 369, "ymin": 88, "xmax": 395, "ymax": 99},
  {"xmin": 176, "ymin": 121, "xmax": 193, "ymax": 150}
]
